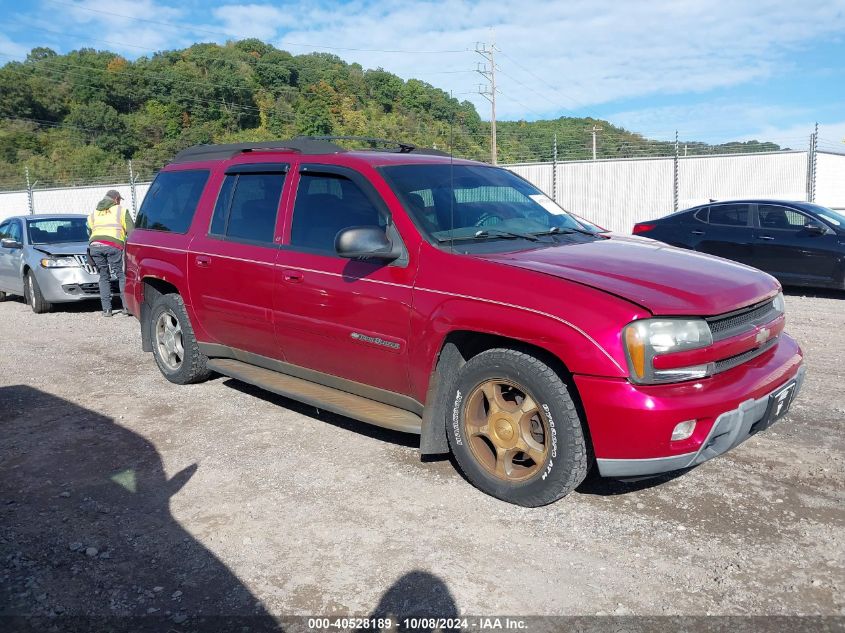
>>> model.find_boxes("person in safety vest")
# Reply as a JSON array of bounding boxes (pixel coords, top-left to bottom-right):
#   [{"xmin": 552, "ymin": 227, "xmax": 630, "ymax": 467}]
[{"xmin": 87, "ymin": 189, "xmax": 134, "ymax": 317}]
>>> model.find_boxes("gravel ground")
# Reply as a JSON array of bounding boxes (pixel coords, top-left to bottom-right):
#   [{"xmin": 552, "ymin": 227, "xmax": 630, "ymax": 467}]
[{"xmin": 1, "ymin": 290, "xmax": 843, "ymax": 624}]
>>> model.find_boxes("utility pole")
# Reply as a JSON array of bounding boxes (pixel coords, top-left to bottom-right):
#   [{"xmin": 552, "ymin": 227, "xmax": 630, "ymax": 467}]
[
  {"xmin": 590, "ymin": 125, "xmax": 602, "ymax": 160},
  {"xmin": 476, "ymin": 39, "xmax": 498, "ymax": 165}
]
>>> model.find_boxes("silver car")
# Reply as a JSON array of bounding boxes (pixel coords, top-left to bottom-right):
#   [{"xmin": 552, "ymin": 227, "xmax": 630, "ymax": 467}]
[{"xmin": 0, "ymin": 214, "xmax": 117, "ymax": 313}]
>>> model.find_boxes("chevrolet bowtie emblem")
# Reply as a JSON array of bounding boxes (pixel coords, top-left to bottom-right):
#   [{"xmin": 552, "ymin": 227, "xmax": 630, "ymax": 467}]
[{"xmin": 756, "ymin": 327, "xmax": 771, "ymax": 346}]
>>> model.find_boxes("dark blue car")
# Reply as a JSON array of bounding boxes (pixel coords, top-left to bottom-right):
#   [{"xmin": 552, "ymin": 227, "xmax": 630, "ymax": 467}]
[{"xmin": 634, "ymin": 200, "xmax": 845, "ymax": 290}]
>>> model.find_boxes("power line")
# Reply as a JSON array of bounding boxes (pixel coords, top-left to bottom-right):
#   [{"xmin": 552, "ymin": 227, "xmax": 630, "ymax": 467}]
[{"xmin": 497, "ymin": 50, "xmax": 585, "ymax": 110}]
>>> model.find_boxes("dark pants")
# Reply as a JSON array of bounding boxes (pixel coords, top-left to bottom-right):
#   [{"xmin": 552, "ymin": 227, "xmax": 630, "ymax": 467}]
[{"xmin": 89, "ymin": 244, "xmax": 125, "ymax": 312}]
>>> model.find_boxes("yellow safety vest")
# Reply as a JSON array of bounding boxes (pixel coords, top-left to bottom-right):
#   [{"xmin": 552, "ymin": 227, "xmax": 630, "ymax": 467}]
[{"xmin": 87, "ymin": 204, "xmax": 129, "ymax": 244}]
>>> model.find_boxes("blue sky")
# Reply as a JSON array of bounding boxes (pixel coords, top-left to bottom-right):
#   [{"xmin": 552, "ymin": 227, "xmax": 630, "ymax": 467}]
[{"xmin": 1, "ymin": 0, "xmax": 844, "ymax": 149}]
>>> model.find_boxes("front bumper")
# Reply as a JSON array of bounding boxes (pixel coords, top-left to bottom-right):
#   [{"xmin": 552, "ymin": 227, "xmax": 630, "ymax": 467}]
[
  {"xmin": 574, "ymin": 333, "xmax": 804, "ymax": 477},
  {"xmin": 596, "ymin": 365, "xmax": 806, "ymax": 477},
  {"xmin": 36, "ymin": 267, "xmax": 116, "ymax": 303}
]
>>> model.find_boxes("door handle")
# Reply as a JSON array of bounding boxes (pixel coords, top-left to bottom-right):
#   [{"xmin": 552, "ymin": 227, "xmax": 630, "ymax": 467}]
[
  {"xmin": 283, "ymin": 269, "xmax": 304, "ymax": 283},
  {"xmin": 690, "ymin": 230, "xmax": 705, "ymax": 235},
  {"xmin": 195, "ymin": 255, "xmax": 211, "ymax": 267},
  {"xmin": 757, "ymin": 236, "xmax": 775, "ymax": 241}
]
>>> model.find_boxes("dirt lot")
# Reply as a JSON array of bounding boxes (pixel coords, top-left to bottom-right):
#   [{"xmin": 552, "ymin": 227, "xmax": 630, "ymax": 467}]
[{"xmin": 1, "ymin": 290, "xmax": 843, "ymax": 625}]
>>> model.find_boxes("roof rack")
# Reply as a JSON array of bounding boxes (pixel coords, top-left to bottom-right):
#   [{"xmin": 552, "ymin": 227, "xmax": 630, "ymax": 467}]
[
  {"xmin": 170, "ymin": 136, "xmax": 450, "ymax": 163},
  {"xmin": 311, "ymin": 136, "xmax": 451, "ymax": 156}
]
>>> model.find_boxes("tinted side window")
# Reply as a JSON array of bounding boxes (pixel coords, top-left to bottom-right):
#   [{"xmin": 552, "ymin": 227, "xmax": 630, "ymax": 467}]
[
  {"xmin": 694, "ymin": 207, "xmax": 709, "ymax": 223},
  {"xmin": 136, "ymin": 170, "xmax": 210, "ymax": 233},
  {"xmin": 290, "ymin": 174, "xmax": 384, "ymax": 253},
  {"xmin": 709, "ymin": 204, "xmax": 749, "ymax": 227},
  {"xmin": 0, "ymin": 222, "xmax": 10, "ymax": 240},
  {"xmin": 211, "ymin": 173, "xmax": 284, "ymax": 244},
  {"xmin": 758, "ymin": 204, "xmax": 810, "ymax": 230}
]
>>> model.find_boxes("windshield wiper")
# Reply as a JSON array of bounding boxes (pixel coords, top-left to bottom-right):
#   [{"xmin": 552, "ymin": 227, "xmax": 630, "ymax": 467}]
[
  {"xmin": 437, "ymin": 228, "xmax": 539, "ymax": 242},
  {"xmin": 531, "ymin": 226, "xmax": 598, "ymax": 237}
]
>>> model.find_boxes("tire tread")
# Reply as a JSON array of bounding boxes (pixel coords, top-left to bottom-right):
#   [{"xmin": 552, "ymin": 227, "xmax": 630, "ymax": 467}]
[{"xmin": 447, "ymin": 348, "xmax": 589, "ymax": 507}]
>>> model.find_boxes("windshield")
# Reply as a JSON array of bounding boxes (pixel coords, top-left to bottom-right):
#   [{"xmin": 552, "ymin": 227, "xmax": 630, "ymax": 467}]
[
  {"xmin": 27, "ymin": 218, "xmax": 89, "ymax": 244},
  {"xmin": 801, "ymin": 203, "xmax": 845, "ymax": 229},
  {"xmin": 380, "ymin": 164, "xmax": 591, "ymax": 242}
]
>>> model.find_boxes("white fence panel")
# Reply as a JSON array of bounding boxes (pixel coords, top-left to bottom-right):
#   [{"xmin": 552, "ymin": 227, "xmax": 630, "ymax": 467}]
[
  {"xmin": 678, "ymin": 151, "xmax": 807, "ymax": 209},
  {"xmin": 508, "ymin": 158, "xmax": 675, "ymax": 233},
  {"xmin": 506, "ymin": 151, "xmax": 817, "ymax": 233},
  {"xmin": 815, "ymin": 152, "xmax": 845, "ymax": 209},
  {"xmin": 1, "ymin": 150, "xmax": 840, "ymax": 231},
  {"xmin": 0, "ymin": 182, "xmax": 151, "ymax": 222},
  {"xmin": 0, "ymin": 191, "xmax": 31, "ymax": 221}
]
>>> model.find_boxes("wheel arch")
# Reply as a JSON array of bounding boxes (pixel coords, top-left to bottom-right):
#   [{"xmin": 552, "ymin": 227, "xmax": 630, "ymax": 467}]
[
  {"xmin": 139, "ymin": 276, "xmax": 181, "ymax": 352},
  {"xmin": 419, "ymin": 328, "xmax": 595, "ymax": 460}
]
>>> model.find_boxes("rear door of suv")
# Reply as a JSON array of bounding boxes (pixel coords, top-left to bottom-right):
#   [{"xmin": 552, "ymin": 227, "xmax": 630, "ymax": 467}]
[
  {"xmin": 273, "ymin": 163, "xmax": 416, "ymax": 397},
  {"xmin": 188, "ymin": 162, "xmax": 289, "ymax": 359}
]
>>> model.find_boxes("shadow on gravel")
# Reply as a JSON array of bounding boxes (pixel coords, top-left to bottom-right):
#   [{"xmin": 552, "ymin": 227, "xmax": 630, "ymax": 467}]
[
  {"xmin": 0, "ymin": 385, "xmax": 282, "ymax": 633},
  {"xmin": 576, "ymin": 468, "xmax": 690, "ymax": 496},
  {"xmin": 222, "ymin": 379, "xmax": 422, "ymax": 450},
  {"xmin": 358, "ymin": 570, "xmax": 460, "ymax": 633},
  {"xmin": 0, "ymin": 294, "xmax": 108, "ymax": 314}
]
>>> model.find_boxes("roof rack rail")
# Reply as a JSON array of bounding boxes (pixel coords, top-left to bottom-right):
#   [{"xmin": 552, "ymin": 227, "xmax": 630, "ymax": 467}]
[
  {"xmin": 170, "ymin": 137, "xmax": 346, "ymax": 163},
  {"xmin": 311, "ymin": 136, "xmax": 450, "ymax": 156},
  {"xmin": 170, "ymin": 136, "xmax": 450, "ymax": 163}
]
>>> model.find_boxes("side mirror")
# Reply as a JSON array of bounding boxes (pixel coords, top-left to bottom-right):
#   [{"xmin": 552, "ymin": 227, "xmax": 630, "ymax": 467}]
[
  {"xmin": 805, "ymin": 223, "xmax": 827, "ymax": 235},
  {"xmin": 0, "ymin": 238, "xmax": 22, "ymax": 249},
  {"xmin": 335, "ymin": 226, "xmax": 399, "ymax": 261}
]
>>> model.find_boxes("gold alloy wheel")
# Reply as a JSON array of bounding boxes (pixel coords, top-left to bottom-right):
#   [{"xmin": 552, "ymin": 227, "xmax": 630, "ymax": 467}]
[{"xmin": 463, "ymin": 379, "xmax": 549, "ymax": 482}]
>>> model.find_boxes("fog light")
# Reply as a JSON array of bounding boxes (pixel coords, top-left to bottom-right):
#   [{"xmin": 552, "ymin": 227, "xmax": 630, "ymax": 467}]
[{"xmin": 671, "ymin": 419, "xmax": 697, "ymax": 441}]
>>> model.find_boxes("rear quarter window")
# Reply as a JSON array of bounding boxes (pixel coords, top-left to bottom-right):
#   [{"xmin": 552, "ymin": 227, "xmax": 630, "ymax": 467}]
[{"xmin": 136, "ymin": 170, "xmax": 210, "ymax": 233}]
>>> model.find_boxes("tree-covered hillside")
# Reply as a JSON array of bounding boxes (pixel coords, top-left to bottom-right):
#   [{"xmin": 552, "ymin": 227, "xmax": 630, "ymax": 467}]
[{"xmin": 0, "ymin": 40, "xmax": 781, "ymax": 189}]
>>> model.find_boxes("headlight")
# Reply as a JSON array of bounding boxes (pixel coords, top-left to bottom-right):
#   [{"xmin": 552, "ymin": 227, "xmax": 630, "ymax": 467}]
[
  {"xmin": 623, "ymin": 318, "xmax": 714, "ymax": 384},
  {"xmin": 40, "ymin": 256, "xmax": 79, "ymax": 268},
  {"xmin": 772, "ymin": 291, "xmax": 785, "ymax": 314}
]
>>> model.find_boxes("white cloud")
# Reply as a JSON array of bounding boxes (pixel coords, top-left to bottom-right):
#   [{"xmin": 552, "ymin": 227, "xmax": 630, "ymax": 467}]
[
  {"xmin": 239, "ymin": 0, "xmax": 845, "ymax": 121},
  {"xmin": 17, "ymin": 0, "xmax": 845, "ymax": 143},
  {"xmin": 212, "ymin": 4, "xmax": 297, "ymax": 40},
  {"xmin": 43, "ymin": 0, "xmax": 189, "ymax": 53},
  {"xmin": 740, "ymin": 121, "xmax": 845, "ymax": 151},
  {"xmin": 0, "ymin": 33, "xmax": 30, "ymax": 60}
]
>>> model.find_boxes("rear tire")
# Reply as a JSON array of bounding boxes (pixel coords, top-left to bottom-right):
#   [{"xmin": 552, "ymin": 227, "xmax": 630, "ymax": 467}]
[
  {"xmin": 25, "ymin": 271, "xmax": 52, "ymax": 314},
  {"xmin": 149, "ymin": 292, "xmax": 211, "ymax": 385},
  {"xmin": 446, "ymin": 348, "xmax": 589, "ymax": 507}
]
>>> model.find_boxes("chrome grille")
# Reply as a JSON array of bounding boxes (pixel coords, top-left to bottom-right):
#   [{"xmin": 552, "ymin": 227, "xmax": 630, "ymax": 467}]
[
  {"xmin": 73, "ymin": 254, "xmax": 98, "ymax": 275},
  {"xmin": 707, "ymin": 299, "xmax": 778, "ymax": 340}
]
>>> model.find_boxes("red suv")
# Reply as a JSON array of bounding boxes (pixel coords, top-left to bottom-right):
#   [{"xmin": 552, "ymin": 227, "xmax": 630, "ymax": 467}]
[{"xmin": 125, "ymin": 138, "xmax": 805, "ymax": 506}]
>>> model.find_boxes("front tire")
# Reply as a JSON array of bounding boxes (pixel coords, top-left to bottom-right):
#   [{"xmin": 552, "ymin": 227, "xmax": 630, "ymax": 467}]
[
  {"xmin": 25, "ymin": 271, "xmax": 52, "ymax": 314},
  {"xmin": 149, "ymin": 292, "xmax": 211, "ymax": 385},
  {"xmin": 447, "ymin": 348, "xmax": 589, "ymax": 506}
]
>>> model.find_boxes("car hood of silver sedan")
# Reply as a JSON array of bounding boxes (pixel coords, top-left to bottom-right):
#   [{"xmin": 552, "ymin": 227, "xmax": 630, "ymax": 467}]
[{"xmin": 29, "ymin": 242, "xmax": 89, "ymax": 256}]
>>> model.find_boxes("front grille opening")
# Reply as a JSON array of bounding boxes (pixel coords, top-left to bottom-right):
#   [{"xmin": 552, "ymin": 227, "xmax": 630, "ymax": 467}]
[
  {"xmin": 708, "ymin": 299, "xmax": 777, "ymax": 338},
  {"xmin": 713, "ymin": 338, "xmax": 777, "ymax": 374}
]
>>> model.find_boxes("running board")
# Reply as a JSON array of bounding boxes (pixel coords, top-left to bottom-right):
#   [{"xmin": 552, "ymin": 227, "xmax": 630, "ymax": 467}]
[{"xmin": 207, "ymin": 358, "xmax": 422, "ymax": 435}]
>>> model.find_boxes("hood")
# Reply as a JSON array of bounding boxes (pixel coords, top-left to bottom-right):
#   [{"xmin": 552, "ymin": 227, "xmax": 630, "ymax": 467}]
[
  {"xmin": 478, "ymin": 235, "xmax": 779, "ymax": 316},
  {"xmin": 31, "ymin": 242, "xmax": 88, "ymax": 256}
]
